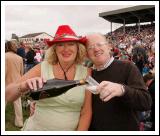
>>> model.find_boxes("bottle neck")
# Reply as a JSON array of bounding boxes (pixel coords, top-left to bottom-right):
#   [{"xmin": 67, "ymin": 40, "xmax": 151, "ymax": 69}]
[{"xmin": 76, "ymin": 79, "xmax": 87, "ymax": 85}]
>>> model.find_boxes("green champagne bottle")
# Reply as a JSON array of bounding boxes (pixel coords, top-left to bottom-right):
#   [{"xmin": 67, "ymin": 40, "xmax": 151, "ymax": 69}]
[{"xmin": 26, "ymin": 78, "xmax": 87, "ymax": 100}]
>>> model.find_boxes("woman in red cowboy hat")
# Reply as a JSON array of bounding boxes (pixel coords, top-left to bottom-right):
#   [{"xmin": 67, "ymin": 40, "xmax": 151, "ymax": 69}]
[{"xmin": 6, "ymin": 25, "xmax": 92, "ymax": 131}]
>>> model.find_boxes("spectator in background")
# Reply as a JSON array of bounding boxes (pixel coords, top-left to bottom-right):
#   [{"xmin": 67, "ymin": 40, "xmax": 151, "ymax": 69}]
[
  {"xmin": 142, "ymin": 63, "xmax": 150, "ymax": 76},
  {"xmin": 17, "ymin": 41, "xmax": 26, "ymax": 63},
  {"xmin": 112, "ymin": 46, "xmax": 120, "ymax": 59},
  {"xmin": 143, "ymin": 73, "xmax": 155, "ymax": 131},
  {"xmin": 34, "ymin": 49, "xmax": 42, "ymax": 64},
  {"xmin": 25, "ymin": 44, "xmax": 36, "ymax": 72},
  {"xmin": 5, "ymin": 41, "xmax": 24, "ymax": 128},
  {"xmin": 135, "ymin": 54, "xmax": 145, "ymax": 74}
]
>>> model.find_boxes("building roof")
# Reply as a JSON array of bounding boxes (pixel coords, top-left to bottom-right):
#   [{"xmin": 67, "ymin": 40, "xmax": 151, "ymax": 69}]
[
  {"xmin": 99, "ymin": 5, "xmax": 155, "ymax": 24},
  {"xmin": 20, "ymin": 32, "xmax": 53, "ymax": 38}
]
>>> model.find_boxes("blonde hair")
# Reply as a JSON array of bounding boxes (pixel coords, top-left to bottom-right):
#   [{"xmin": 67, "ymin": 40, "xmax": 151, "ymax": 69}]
[
  {"xmin": 25, "ymin": 44, "xmax": 34, "ymax": 51},
  {"xmin": 45, "ymin": 42, "xmax": 86, "ymax": 65}
]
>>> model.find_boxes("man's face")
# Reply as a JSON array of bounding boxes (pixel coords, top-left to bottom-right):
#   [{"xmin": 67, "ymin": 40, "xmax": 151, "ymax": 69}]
[{"xmin": 86, "ymin": 34, "xmax": 111, "ymax": 67}]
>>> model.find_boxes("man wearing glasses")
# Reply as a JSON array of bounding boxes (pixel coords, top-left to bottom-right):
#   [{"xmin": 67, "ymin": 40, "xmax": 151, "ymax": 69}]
[{"xmin": 85, "ymin": 33, "xmax": 152, "ymax": 131}]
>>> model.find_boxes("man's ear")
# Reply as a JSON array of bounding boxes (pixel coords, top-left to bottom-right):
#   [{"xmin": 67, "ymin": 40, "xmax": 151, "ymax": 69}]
[
  {"xmin": 108, "ymin": 44, "xmax": 113, "ymax": 51},
  {"xmin": 108, "ymin": 44, "xmax": 113, "ymax": 56}
]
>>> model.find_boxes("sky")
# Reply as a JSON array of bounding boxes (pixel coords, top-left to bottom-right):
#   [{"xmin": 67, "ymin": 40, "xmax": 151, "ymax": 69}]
[
  {"xmin": 3, "ymin": 1, "xmax": 158, "ymax": 40},
  {"xmin": 4, "ymin": 3, "xmax": 136, "ymax": 40}
]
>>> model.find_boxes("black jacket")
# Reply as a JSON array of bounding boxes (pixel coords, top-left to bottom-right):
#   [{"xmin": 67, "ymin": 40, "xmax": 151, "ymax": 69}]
[{"xmin": 89, "ymin": 60, "xmax": 152, "ymax": 131}]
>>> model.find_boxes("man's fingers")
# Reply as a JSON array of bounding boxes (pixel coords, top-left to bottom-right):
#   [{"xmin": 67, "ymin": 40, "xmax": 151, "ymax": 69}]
[
  {"xmin": 103, "ymin": 93, "xmax": 114, "ymax": 102},
  {"xmin": 100, "ymin": 89, "xmax": 111, "ymax": 100},
  {"xmin": 99, "ymin": 81, "xmax": 110, "ymax": 87}
]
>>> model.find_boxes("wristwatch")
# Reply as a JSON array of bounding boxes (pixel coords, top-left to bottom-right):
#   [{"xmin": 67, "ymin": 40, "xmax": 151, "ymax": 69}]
[{"xmin": 121, "ymin": 85, "xmax": 125, "ymax": 96}]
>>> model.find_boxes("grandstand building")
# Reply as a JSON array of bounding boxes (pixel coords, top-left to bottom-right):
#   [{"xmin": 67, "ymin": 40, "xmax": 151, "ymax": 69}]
[{"xmin": 99, "ymin": 5, "xmax": 155, "ymax": 34}]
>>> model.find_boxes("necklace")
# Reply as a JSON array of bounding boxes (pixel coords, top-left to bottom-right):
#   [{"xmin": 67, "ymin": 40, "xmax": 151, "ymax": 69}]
[{"xmin": 58, "ymin": 62, "xmax": 74, "ymax": 80}]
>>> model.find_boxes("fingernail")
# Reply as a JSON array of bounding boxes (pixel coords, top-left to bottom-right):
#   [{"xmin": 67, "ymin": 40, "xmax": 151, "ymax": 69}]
[{"xmin": 34, "ymin": 88, "xmax": 37, "ymax": 91}]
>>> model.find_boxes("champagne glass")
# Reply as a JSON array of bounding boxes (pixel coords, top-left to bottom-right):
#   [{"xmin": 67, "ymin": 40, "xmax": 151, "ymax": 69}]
[{"xmin": 85, "ymin": 76, "xmax": 99, "ymax": 94}]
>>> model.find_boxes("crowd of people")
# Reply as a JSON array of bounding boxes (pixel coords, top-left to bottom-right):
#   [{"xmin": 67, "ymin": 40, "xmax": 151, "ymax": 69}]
[
  {"xmin": 5, "ymin": 23, "xmax": 155, "ymax": 131},
  {"xmin": 107, "ymin": 24, "xmax": 155, "ymax": 76},
  {"xmin": 16, "ymin": 41, "xmax": 46, "ymax": 73}
]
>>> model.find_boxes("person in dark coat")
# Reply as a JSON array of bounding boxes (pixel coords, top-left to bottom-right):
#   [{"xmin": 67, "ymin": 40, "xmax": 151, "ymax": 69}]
[
  {"xmin": 25, "ymin": 44, "xmax": 36, "ymax": 72},
  {"xmin": 143, "ymin": 73, "xmax": 155, "ymax": 130},
  {"xmin": 17, "ymin": 42, "xmax": 26, "ymax": 61}
]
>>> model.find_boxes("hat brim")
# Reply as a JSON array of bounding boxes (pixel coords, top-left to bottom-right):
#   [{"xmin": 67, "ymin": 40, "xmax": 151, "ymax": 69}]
[{"xmin": 46, "ymin": 37, "xmax": 86, "ymax": 47}]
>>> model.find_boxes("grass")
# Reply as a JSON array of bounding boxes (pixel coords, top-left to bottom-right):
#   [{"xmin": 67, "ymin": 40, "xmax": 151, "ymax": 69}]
[{"xmin": 5, "ymin": 100, "xmax": 30, "ymax": 131}]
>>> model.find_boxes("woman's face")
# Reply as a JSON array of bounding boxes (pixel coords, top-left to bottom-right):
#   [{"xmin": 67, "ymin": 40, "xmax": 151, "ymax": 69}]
[{"xmin": 55, "ymin": 41, "xmax": 78, "ymax": 64}]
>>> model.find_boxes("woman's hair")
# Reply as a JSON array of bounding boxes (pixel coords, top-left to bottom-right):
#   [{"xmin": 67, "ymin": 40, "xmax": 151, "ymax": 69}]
[
  {"xmin": 44, "ymin": 42, "xmax": 86, "ymax": 65},
  {"xmin": 25, "ymin": 44, "xmax": 34, "ymax": 50},
  {"xmin": 5, "ymin": 41, "xmax": 17, "ymax": 53}
]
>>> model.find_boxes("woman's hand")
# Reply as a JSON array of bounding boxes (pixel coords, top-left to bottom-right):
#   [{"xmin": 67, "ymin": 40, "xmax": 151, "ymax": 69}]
[
  {"xmin": 24, "ymin": 77, "xmax": 47, "ymax": 92},
  {"xmin": 29, "ymin": 101, "xmax": 36, "ymax": 116}
]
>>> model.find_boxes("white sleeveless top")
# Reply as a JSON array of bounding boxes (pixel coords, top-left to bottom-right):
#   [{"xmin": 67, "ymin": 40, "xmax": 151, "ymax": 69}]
[{"xmin": 22, "ymin": 61, "xmax": 88, "ymax": 131}]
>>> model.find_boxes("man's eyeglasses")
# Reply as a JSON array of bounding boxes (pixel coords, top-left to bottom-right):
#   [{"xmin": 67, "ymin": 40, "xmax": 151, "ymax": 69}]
[{"xmin": 87, "ymin": 42, "xmax": 107, "ymax": 51}]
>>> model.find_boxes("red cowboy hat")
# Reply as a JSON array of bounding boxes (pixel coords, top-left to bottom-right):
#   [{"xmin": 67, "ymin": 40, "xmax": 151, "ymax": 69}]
[{"xmin": 46, "ymin": 25, "xmax": 87, "ymax": 47}]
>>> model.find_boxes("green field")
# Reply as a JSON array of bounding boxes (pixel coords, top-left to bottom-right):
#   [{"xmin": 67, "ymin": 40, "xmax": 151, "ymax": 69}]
[{"xmin": 5, "ymin": 101, "xmax": 30, "ymax": 131}]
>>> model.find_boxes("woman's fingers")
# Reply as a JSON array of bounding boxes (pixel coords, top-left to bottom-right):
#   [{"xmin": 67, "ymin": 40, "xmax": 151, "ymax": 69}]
[
  {"xmin": 26, "ymin": 77, "xmax": 45, "ymax": 91},
  {"xmin": 32, "ymin": 79, "xmax": 38, "ymax": 91},
  {"xmin": 26, "ymin": 79, "xmax": 34, "ymax": 90},
  {"xmin": 30, "ymin": 101, "xmax": 36, "ymax": 116}
]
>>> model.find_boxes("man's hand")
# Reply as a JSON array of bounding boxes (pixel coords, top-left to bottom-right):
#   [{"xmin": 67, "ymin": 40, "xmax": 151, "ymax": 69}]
[{"xmin": 97, "ymin": 81, "xmax": 125, "ymax": 102}]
